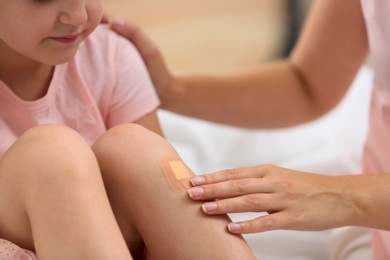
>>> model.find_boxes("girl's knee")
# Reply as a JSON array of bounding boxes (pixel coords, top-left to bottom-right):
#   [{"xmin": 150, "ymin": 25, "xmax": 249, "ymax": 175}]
[
  {"xmin": 2, "ymin": 124, "xmax": 98, "ymax": 183},
  {"xmin": 93, "ymin": 123, "xmax": 174, "ymax": 158},
  {"xmin": 16, "ymin": 124, "xmax": 87, "ymax": 150},
  {"xmin": 92, "ymin": 123, "xmax": 176, "ymax": 186}
]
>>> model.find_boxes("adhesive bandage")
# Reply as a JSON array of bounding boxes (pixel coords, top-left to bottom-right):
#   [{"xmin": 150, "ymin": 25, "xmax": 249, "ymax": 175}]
[{"xmin": 158, "ymin": 153, "xmax": 195, "ymax": 192}]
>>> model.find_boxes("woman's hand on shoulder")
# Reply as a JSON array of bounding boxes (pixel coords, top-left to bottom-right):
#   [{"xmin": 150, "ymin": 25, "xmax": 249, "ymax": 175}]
[{"xmin": 101, "ymin": 14, "xmax": 175, "ymax": 103}]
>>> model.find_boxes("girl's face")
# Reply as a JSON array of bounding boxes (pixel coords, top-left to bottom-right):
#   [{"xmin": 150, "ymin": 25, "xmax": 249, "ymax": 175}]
[{"xmin": 0, "ymin": 0, "xmax": 103, "ymax": 65}]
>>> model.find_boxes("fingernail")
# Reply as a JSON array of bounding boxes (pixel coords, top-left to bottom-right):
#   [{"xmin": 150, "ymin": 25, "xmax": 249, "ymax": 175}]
[
  {"xmin": 188, "ymin": 187, "xmax": 204, "ymax": 199},
  {"xmin": 108, "ymin": 17, "xmax": 125, "ymax": 26},
  {"xmin": 190, "ymin": 176, "xmax": 206, "ymax": 186},
  {"xmin": 202, "ymin": 202, "xmax": 217, "ymax": 213},
  {"xmin": 228, "ymin": 223, "xmax": 241, "ymax": 233}
]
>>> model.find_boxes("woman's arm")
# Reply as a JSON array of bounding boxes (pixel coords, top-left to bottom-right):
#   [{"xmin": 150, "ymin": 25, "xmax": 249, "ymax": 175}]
[{"xmin": 108, "ymin": 0, "xmax": 368, "ymax": 128}]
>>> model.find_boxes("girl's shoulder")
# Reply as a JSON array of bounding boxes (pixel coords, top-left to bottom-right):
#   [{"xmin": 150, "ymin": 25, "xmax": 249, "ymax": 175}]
[{"xmin": 77, "ymin": 24, "xmax": 140, "ymax": 65}]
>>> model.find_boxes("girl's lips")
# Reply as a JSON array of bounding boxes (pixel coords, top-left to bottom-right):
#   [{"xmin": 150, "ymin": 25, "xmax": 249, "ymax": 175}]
[{"xmin": 50, "ymin": 34, "xmax": 80, "ymax": 43}]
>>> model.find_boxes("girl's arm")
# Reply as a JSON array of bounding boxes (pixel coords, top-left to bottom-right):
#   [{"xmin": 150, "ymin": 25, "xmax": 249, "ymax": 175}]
[{"xmin": 133, "ymin": 110, "xmax": 164, "ymax": 136}]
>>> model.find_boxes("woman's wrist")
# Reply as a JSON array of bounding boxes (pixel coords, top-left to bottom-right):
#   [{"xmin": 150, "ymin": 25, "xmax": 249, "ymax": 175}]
[{"xmin": 334, "ymin": 174, "xmax": 390, "ymax": 229}]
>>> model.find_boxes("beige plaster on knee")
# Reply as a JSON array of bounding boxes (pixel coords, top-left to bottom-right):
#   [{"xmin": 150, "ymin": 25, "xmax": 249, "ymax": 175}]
[{"xmin": 158, "ymin": 153, "xmax": 195, "ymax": 192}]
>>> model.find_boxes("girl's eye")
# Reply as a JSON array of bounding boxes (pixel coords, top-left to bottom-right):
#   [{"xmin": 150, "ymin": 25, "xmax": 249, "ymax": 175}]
[{"xmin": 33, "ymin": 0, "xmax": 49, "ymax": 3}]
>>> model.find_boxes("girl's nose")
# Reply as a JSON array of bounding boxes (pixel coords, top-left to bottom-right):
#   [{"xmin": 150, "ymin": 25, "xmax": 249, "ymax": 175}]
[{"xmin": 58, "ymin": 0, "xmax": 88, "ymax": 26}]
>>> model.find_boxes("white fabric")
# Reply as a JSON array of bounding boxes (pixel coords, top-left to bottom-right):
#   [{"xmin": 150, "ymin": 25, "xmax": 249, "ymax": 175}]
[{"xmin": 159, "ymin": 66, "xmax": 373, "ymax": 259}]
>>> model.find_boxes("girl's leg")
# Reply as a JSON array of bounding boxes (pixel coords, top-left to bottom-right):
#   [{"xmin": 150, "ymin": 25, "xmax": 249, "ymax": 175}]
[
  {"xmin": 0, "ymin": 125, "xmax": 132, "ymax": 260},
  {"xmin": 92, "ymin": 123, "xmax": 256, "ymax": 259}
]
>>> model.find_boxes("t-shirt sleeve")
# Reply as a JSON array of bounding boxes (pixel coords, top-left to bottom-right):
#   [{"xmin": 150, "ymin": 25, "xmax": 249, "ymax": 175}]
[{"xmin": 103, "ymin": 29, "xmax": 160, "ymax": 128}]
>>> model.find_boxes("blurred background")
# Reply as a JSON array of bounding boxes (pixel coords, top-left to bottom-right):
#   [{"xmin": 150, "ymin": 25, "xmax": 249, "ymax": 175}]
[{"xmin": 103, "ymin": 0, "xmax": 312, "ymax": 73}]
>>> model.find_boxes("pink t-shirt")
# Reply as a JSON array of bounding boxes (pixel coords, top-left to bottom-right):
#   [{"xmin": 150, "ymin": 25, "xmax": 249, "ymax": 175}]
[
  {"xmin": 361, "ymin": 0, "xmax": 390, "ymax": 259},
  {"xmin": 0, "ymin": 24, "xmax": 159, "ymax": 258},
  {"xmin": 0, "ymin": 24, "xmax": 160, "ymax": 159}
]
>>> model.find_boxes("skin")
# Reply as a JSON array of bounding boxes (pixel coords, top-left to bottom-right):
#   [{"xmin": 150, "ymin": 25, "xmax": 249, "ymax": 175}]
[
  {"xmin": 0, "ymin": 0, "xmax": 101, "ymax": 100},
  {"xmin": 93, "ymin": 123, "xmax": 256, "ymax": 259},
  {"xmin": 0, "ymin": 124, "xmax": 257, "ymax": 259},
  {"xmin": 0, "ymin": 0, "xmax": 256, "ymax": 259},
  {"xmin": 106, "ymin": 0, "xmax": 390, "ymax": 235},
  {"xmin": 0, "ymin": 125, "xmax": 133, "ymax": 259}
]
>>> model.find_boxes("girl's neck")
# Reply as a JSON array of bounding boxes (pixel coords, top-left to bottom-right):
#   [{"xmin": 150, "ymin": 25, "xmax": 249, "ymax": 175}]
[{"xmin": 0, "ymin": 44, "xmax": 54, "ymax": 101}]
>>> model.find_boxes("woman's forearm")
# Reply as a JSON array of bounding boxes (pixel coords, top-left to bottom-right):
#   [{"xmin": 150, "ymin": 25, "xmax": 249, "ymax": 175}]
[
  {"xmin": 161, "ymin": 61, "xmax": 332, "ymax": 129},
  {"xmin": 339, "ymin": 173, "xmax": 390, "ymax": 230}
]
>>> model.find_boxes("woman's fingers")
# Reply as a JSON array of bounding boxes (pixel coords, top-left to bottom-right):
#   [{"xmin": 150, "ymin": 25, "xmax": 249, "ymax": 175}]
[
  {"xmin": 200, "ymin": 193, "xmax": 279, "ymax": 214},
  {"xmin": 229, "ymin": 216, "xmax": 278, "ymax": 234},
  {"xmin": 191, "ymin": 165, "xmax": 270, "ymax": 186},
  {"xmin": 188, "ymin": 165, "xmax": 288, "ymax": 200},
  {"xmin": 102, "ymin": 13, "xmax": 161, "ymax": 61},
  {"xmin": 228, "ymin": 209, "xmax": 310, "ymax": 234},
  {"xmin": 188, "ymin": 178, "xmax": 271, "ymax": 200},
  {"xmin": 107, "ymin": 17, "xmax": 161, "ymax": 61}
]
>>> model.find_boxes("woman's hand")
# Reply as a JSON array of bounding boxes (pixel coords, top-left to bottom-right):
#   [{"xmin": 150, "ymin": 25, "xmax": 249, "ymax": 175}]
[
  {"xmin": 188, "ymin": 164, "xmax": 362, "ymax": 234},
  {"xmin": 101, "ymin": 14, "xmax": 174, "ymax": 101}
]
